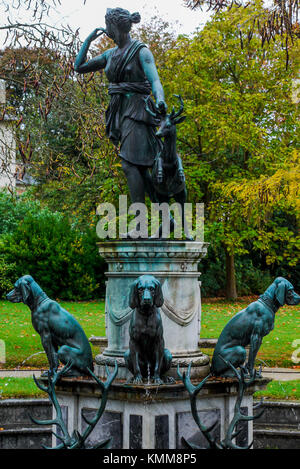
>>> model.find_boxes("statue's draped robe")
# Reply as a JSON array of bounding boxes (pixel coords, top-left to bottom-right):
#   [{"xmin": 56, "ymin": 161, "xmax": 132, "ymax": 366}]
[{"xmin": 105, "ymin": 40, "xmax": 161, "ymax": 166}]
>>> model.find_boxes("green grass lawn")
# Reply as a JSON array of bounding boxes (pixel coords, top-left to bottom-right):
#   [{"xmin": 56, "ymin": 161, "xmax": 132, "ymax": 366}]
[
  {"xmin": 0, "ymin": 296, "xmax": 299, "ymax": 401},
  {"xmin": 0, "ymin": 297, "xmax": 299, "ymax": 369},
  {"xmin": 254, "ymin": 380, "xmax": 300, "ymax": 401},
  {"xmin": 0, "ymin": 377, "xmax": 47, "ymax": 399},
  {"xmin": 0, "ymin": 376, "xmax": 299, "ymax": 400},
  {"xmin": 0, "ymin": 376, "xmax": 298, "ymax": 401}
]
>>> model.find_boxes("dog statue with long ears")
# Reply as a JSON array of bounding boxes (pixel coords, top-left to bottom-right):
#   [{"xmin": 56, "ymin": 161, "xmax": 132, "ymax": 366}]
[
  {"xmin": 124, "ymin": 275, "xmax": 173, "ymax": 385},
  {"xmin": 211, "ymin": 277, "xmax": 300, "ymax": 377},
  {"xmin": 7, "ymin": 275, "xmax": 93, "ymax": 377}
]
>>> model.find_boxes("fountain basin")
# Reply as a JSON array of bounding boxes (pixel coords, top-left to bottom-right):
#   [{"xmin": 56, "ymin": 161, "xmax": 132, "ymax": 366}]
[
  {"xmin": 53, "ymin": 376, "xmax": 270, "ymax": 449},
  {"xmin": 48, "ymin": 239, "xmax": 270, "ymax": 449}
]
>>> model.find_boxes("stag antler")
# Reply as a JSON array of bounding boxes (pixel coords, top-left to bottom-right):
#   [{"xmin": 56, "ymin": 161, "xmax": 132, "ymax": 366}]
[
  {"xmin": 178, "ymin": 359, "xmax": 265, "ymax": 450},
  {"xmin": 79, "ymin": 364, "xmax": 118, "ymax": 449},
  {"xmin": 177, "ymin": 364, "xmax": 221, "ymax": 449},
  {"xmin": 144, "ymin": 95, "xmax": 184, "ymax": 123},
  {"xmin": 30, "ymin": 361, "xmax": 118, "ymax": 449},
  {"xmin": 170, "ymin": 95, "xmax": 184, "ymax": 120},
  {"xmin": 30, "ymin": 361, "xmax": 74, "ymax": 449},
  {"xmin": 218, "ymin": 358, "xmax": 264, "ymax": 450}
]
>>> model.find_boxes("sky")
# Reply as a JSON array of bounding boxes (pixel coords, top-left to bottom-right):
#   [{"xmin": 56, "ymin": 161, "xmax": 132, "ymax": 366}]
[
  {"xmin": 5, "ymin": 0, "xmax": 211, "ymax": 40},
  {"xmin": 49, "ymin": 0, "xmax": 211, "ymax": 38}
]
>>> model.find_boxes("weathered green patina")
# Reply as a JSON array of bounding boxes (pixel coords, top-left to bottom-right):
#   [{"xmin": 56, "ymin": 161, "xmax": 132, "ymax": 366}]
[
  {"xmin": 31, "ymin": 361, "xmax": 118, "ymax": 449},
  {"xmin": 211, "ymin": 277, "xmax": 300, "ymax": 378},
  {"xmin": 124, "ymin": 275, "xmax": 173, "ymax": 385},
  {"xmin": 178, "ymin": 362, "xmax": 265, "ymax": 449},
  {"xmin": 74, "ymin": 7, "xmax": 167, "ymax": 205},
  {"xmin": 6, "ymin": 275, "xmax": 93, "ymax": 377}
]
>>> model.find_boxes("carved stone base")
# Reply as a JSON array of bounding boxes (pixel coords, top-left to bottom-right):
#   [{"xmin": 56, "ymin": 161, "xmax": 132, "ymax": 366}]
[
  {"xmin": 94, "ymin": 351, "xmax": 210, "ymax": 381},
  {"xmin": 54, "ymin": 376, "xmax": 270, "ymax": 449}
]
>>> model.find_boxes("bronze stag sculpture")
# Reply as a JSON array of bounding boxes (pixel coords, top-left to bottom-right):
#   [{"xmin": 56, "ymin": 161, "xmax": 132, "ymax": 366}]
[{"xmin": 145, "ymin": 95, "xmax": 193, "ymax": 240}]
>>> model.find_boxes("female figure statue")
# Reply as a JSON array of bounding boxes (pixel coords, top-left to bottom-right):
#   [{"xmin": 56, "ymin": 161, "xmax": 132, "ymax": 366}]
[{"xmin": 74, "ymin": 8, "xmax": 167, "ymax": 205}]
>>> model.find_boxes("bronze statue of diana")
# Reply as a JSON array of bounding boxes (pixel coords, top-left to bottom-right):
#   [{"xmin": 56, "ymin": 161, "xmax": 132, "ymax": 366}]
[{"xmin": 74, "ymin": 7, "xmax": 167, "ymax": 205}]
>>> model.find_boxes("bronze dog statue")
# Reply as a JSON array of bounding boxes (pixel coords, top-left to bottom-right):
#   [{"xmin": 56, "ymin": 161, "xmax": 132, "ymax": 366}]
[
  {"xmin": 211, "ymin": 277, "xmax": 300, "ymax": 377},
  {"xmin": 7, "ymin": 275, "xmax": 93, "ymax": 377},
  {"xmin": 124, "ymin": 275, "xmax": 173, "ymax": 384}
]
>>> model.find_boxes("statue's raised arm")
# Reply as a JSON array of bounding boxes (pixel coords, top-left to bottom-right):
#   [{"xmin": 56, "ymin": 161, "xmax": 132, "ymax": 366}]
[{"xmin": 74, "ymin": 28, "xmax": 109, "ymax": 73}]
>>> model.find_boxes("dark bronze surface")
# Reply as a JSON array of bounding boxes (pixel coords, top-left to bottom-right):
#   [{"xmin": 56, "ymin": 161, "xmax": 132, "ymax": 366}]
[
  {"xmin": 211, "ymin": 277, "xmax": 300, "ymax": 378},
  {"xmin": 6, "ymin": 275, "xmax": 93, "ymax": 377},
  {"xmin": 124, "ymin": 275, "xmax": 174, "ymax": 384}
]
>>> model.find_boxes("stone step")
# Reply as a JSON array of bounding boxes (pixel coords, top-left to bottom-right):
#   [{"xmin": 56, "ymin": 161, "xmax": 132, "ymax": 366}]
[
  {"xmin": 0, "ymin": 398, "xmax": 51, "ymax": 425},
  {"xmin": 254, "ymin": 400, "xmax": 300, "ymax": 426},
  {"xmin": 0, "ymin": 426, "xmax": 52, "ymax": 449},
  {"xmin": 253, "ymin": 401, "xmax": 300, "ymax": 449},
  {"xmin": 0, "ymin": 399, "xmax": 52, "ymax": 449},
  {"xmin": 254, "ymin": 426, "xmax": 300, "ymax": 450},
  {"xmin": 0, "ymin": 398, "xmax": 299, "ymax": 449}
]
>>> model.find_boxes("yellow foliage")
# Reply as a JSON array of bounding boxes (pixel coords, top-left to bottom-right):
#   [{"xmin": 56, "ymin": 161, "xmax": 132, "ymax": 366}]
[{"xmin": 219, "ymin": 149, "xmax": 300, "ymax": 217}]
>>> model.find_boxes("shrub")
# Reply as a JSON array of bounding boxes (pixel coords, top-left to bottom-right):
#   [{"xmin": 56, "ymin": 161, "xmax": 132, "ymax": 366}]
[
  {"xmin": 235, "ymin": 258, "xmax": 273, "ymax": 296},
  {"xmin": 0, "ymin": 255, "xmax": 17, "ymax": 298},
  {"xmin": 0, "ymin": 209, "xmax": 106, "ymax": 300},
  {"xmin": 199, "ymin": 249, "xmax": 226, "ymax": 298},
  {"xmin": 0, "ymin": 190, "xmax": 41, "ymax": 235}
]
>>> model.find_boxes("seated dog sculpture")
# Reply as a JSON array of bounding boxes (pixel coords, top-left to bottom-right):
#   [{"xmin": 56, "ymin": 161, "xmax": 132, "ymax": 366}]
[
  {"xmin": 7, "ymin": 275, "xmax": 93, "ymax": 377},
  {"xmin": 124, "ymin": 275, "xmax": 173, "ymax": 385},
  {"xmin": 211, "ymin": 277, "xmax": 300, "ymax": 377}
]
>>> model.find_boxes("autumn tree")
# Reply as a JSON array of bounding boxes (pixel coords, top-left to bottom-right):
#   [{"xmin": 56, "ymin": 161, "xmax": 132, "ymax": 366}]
[
  {"xmin": 0, "ymin": 9, "xmax": 178, "ymax": 226},
  {"xmin": 185, "ymin": 0, "xmax": 300, "ymax": 67},
  {"xmin": 161, "ymin": 1, "xmax": 299, "ymax": 298},
  {"xmin": 0, "ymin": 1, "xmax": 298, "ymax": 298}
]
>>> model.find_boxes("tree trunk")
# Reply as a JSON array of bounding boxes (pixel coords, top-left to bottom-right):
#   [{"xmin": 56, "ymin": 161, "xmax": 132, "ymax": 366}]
[{"xmin": 225, "ymin": 251, "xmax": 237, "ymax": 300}]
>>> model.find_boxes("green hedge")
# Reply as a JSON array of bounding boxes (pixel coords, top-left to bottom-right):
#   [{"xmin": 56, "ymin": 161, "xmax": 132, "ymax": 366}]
[{"xmin": 0, "ymin": 192, "xmax": 105, "ymax": 300}]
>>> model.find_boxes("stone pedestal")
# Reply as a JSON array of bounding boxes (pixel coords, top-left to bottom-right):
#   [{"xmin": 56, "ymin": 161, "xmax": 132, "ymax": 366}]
[
  {"xmin": 54, "ymin": 376, "xmax": 270, "ymax": 449},
  {"xmin": 95, "ymin": 240, "xmax": 210, "ymax": 380}
]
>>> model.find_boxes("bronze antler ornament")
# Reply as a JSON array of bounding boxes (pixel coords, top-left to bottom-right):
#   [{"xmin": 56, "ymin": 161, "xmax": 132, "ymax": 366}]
[
  {"xmin": 30, "ymin": 361, "xmax": 118, "ymax": 449},
  {"xmin": 178, "ymin": 360, "xmax": 264, "ymax": 449}
]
